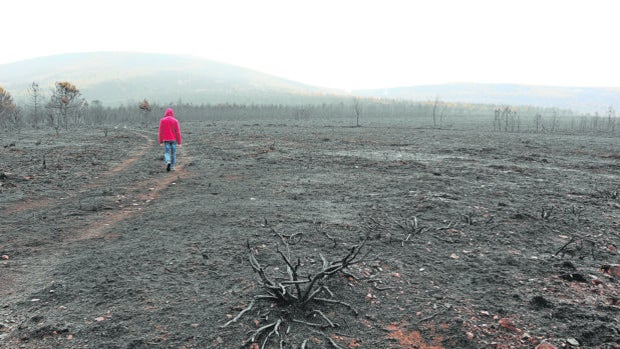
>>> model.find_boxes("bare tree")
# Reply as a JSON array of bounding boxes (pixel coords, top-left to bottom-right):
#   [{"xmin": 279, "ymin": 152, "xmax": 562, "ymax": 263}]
[
  {"xmin": 535, "ymin": 113, "xmax": 543, "ymax": 133},
  {"xmin": 46, "ymin": 81, "xmax": 85, "ymax": 134},
  {"xmin": 514, "ymin": 109, "xmax": 520, "ymax": 132},
  {"xmin": 430, "ymin": 96, "xmax": 448, "ymax": 128},
  {"xmin": 502, "ymin": 106, "xmax": 512, "ymax": 131},
  {"xmin": 550, "ymin": 108, "xmax": 559, "ymax": 132},
  {"xmin": 352, "ymin": 98, "xmax": 362, "ymax": 127},
  {"xmin": 607, "ymin": 105, "xmax": 615, "ymax": 133},
  {"xmin": 432, "ymin": 96, "xmax": 440, "ymax": 127},
  {"xmin": 493, "ymin": 108, "xmax": 501, "ymax": 131},
  {"xmin": 28, "ymin": 82, "xmax": 43, "ymax": 128}
]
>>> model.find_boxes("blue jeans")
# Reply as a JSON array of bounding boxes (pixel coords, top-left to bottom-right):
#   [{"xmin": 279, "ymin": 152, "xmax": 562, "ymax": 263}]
[{"xmin": 164, "ymin": 141, "xmax": 177, "ymax": 169}]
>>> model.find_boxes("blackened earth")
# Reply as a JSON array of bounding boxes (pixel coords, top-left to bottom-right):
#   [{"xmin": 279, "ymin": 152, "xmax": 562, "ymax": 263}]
[{"xmin": 1, "ymin": 119, "xmax": 619, "ymax": 348}]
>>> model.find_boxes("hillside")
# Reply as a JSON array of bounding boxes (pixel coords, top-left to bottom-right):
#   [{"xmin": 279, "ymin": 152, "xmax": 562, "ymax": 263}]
[
  {"xmin": 0, "ymin": 52, "xmax": 345, "ymax": 106},
  {"xmin": 354, "ymin": 83, "xmax": 620, "ymax": 114},
  {"xmin": 1, "ymin": 52, "xmax": 619, "ymax": 113}
]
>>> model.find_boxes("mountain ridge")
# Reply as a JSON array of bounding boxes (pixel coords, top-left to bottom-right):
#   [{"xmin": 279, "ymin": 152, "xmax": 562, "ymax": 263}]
[
  {"xmin": 0, "ymin": 52, "xmax": 345, "ymax": 106},
  {"xmin": 353, "ymin": 83, "xmax": 620, "ymax": 113},
  {"xmin": 1, "ymin": 52, "xmax": 618, "ymax": 113}
]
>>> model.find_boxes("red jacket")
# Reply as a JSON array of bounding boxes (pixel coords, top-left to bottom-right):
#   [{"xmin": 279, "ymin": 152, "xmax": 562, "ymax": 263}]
[{"xmin": 158, "ymin": 108, "xmax": 182, "ymax": 145}]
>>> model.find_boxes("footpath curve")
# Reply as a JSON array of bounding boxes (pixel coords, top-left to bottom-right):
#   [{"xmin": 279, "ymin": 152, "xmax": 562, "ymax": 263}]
[{"xmin": 0, "ymin": 128, "xmax": 194, "ymax": 297}]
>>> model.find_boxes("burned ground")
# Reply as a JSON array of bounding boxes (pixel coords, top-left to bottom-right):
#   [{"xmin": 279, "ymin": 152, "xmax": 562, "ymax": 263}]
[{"xmin": 1, "ymin": 119, "xmax": 619, "ymax": 348}]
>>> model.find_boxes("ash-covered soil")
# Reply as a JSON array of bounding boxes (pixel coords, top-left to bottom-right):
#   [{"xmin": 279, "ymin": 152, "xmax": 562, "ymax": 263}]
[{"xmin": 1, "ymin": 120, "xmax": 619, "ymax": 348}]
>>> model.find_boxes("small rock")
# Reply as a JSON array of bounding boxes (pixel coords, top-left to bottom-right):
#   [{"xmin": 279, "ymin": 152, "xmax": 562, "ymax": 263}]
[
  {"xmin": 536, "ymin": 342, "xmax": 558, "ymax": 349},
  {"xmin": 498, "ymin": 317, "xmax": 518, "ymax": 331},
  {"xmin": 601, "ymin": 264, "xmax": 620, "ymax": 277},
  {"xmin": 530, "ymin": 295, "xmax": 554, "ymax": 309},
  {"xmin": 566, "ymin": 338, "xmax": 580, "ymax": 346}
]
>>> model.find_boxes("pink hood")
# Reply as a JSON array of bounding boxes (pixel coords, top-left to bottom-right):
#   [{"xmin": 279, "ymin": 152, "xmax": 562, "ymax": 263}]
[{"xmin": 164, "ymin": 108, "xmax": 175, "ymax": 118}]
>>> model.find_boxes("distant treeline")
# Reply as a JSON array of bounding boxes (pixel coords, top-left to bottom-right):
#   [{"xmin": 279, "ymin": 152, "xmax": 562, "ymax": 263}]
[
  {"xmin": 2, "ymin": 81, "xmax": 617, "ymax": 135},
  {"xmin": 78, "ymin": 99, "xmax": 580, "ymax": 129}
]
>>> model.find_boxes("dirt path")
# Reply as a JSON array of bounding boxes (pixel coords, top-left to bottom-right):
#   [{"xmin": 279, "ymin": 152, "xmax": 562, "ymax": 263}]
[
  {"xmin": 0, "ymin": 129, "xmax": 194, "ymax": 297},
  {"xmin": 3, "ymin": 130, "xmax": 154, "ymax": 216},
  {"xmin": 72, "ymin": 135, "xmax": 194, "ymax": 242}
]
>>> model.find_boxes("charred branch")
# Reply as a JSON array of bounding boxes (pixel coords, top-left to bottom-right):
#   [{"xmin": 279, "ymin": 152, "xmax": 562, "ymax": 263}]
[
  {"xmin": 366, "ymin": 214, "xmax": 428, "ymax": 245},
  {"xmin": 541, "ymin": 205, "xmax": 554, "ymax": 220},
  {"xmin": 244, "ymin": 319, "xmax": 282, "ymax": 348},
  {"xmin": 227, "ymin": 225, "xmax": 369, "ymax": 347},
  {"xmin": 555, "ymin": 234, "xmax": 598, "ymax": 260},
  {"xmin": 314, "ymin": 221, "xmax": 338, "ymax": 247},
  {"xmin": 246, "ymin": 235, "xmax": 367, "ymax": 306}
]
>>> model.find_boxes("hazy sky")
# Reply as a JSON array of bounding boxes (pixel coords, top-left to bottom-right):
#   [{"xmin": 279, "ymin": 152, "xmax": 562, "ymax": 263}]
[{"xmin": 3, "ymin": 0, "xmax": 619, "ymax": 90}]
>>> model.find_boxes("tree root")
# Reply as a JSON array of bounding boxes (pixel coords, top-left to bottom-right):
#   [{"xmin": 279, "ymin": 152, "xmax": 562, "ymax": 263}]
[
  {"xmin": 244, "ymin": 319, "xmax": 282, "ymax": 349},
  {"xmin": 311, "ymin": 309, "xmax": 338, "ymax": 328},
  {"xmin": 220, "ymin": 299, "xmax": 255, "ymax": 328}
]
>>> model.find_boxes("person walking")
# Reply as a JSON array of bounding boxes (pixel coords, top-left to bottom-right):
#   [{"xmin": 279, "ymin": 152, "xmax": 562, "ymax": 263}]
[{"xmin": 158, "ymin": 108, "xmax": 183, "ymax": 172}]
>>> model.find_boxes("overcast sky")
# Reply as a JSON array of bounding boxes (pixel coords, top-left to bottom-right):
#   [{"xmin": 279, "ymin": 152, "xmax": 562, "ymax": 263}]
[{"xmin": 3, "ymin": 0, "xmax": 619, "ymax": 90}]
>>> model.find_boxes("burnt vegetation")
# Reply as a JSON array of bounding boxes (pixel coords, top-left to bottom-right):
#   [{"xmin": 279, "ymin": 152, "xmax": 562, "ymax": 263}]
[{"xmin": 221, "ymin": 220, "xmax": 369, "ymax": 348}]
